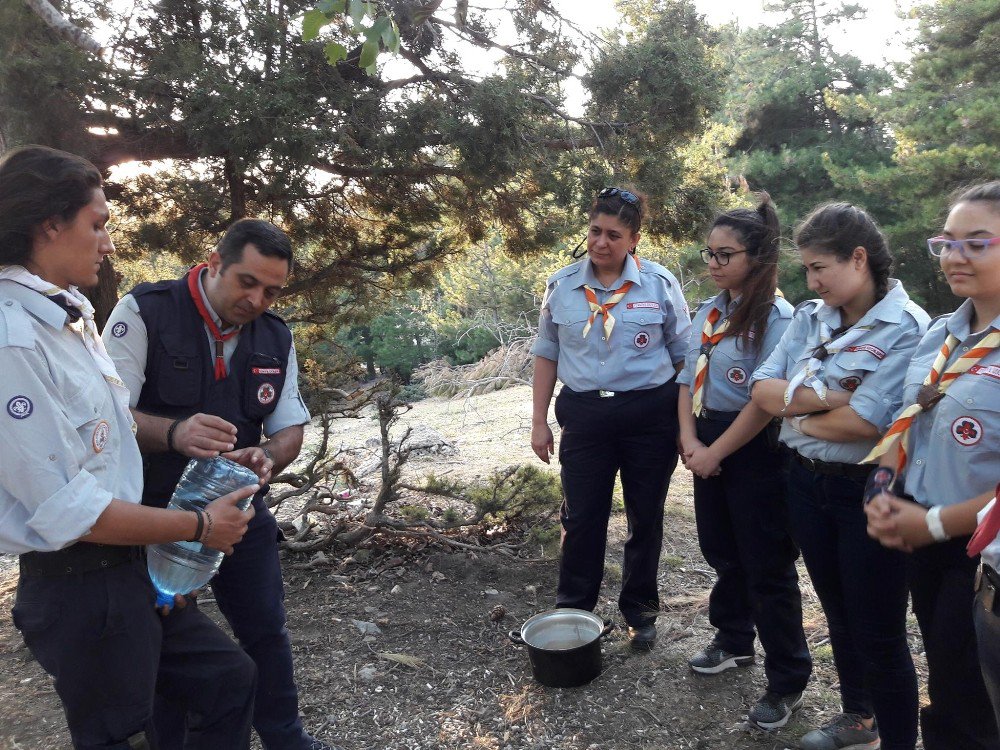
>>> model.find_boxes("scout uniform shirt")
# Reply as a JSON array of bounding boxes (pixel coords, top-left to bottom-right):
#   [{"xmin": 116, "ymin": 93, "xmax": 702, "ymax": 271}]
[
  {"xmin": 900, "ymin": 299, "xmax": 1000, "ymax": 509},
  {"xmin": 103, "ymin": 268, "xmax": 310, "ymax": 434},
  {"xmin": 677, "ymin": 292, "xmax": 794, "ymax": 412},
  {"xmin": 0, "ymin": 280, "xmax": 143, "ymax": 554},
  {"xmin": 530, "ymin": 256, "xmax": 691, "ymax": 391},
  {"xmin": 749, "ymin": 279, "xmax": 930, "ymax": 464}
]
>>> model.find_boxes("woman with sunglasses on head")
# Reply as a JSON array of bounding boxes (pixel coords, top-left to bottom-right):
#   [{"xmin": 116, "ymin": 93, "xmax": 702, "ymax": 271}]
[
  {"xmin": 676, "ymin": 194, "xmax": 812, "ymax": 729},
  {"xmin": 530, "ymin": 186, "xmax": 690, "ymax": 650},
  {"xmin": 865, "ymin": 182, "xmax": 1000, "ymax": 750},
  {"xmin": 749, "ymin": 203, "xmax": 928, "ymax": 749}
]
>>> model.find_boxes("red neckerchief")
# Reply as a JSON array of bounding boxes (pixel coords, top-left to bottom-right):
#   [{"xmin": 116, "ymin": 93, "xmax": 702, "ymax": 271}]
[{"xmin": 187, "ymin": 263, "xmax": 240, "ymax": 380}]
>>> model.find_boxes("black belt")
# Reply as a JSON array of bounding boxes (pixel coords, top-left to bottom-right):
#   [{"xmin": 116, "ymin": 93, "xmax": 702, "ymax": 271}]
[
  {"xmin": 697, "ymin": 408, "xmax": 741, "ymax": 423},
  {"xmin": 976, "ymin": 564, "xmax": 1000, "ymax": 615},
  {"xmin": 792, "ymin": 451, "xmax": 873, "ymax": 481},
  {"xmin": 562, "ymin": 379, "xmax": 674, "ymax": 400},
  {"xmin": 19, "ymin": 542, "xmax": 143, "ymax": 578}
]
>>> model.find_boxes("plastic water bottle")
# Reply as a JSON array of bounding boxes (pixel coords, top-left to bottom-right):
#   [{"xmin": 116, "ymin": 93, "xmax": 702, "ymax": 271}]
[{"xmin": 147, "ymin": 457, "xmax": 258, "ymax": 608}]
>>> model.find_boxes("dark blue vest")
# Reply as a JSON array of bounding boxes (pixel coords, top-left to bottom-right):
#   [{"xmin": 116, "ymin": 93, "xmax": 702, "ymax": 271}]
[{"xmin": 132, "ymin": 270, "xmax": 292, "ymax": 508}]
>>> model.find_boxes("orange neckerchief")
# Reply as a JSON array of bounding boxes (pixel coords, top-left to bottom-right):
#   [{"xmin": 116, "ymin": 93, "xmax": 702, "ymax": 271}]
[
  {"xmin": 581, "ymin": 254, "xmax": 641, "ymax": 342},
  {"xmin": 187, "ymin": 263, "xmax": 240, "ymax": 380},
  {"xmin": 691, "ymin": 306, "xmax": 732, "ymax": 416}
]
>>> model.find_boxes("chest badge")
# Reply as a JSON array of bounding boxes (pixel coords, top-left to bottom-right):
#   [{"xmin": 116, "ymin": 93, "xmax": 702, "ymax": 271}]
[
  {"xmin": 6, "ymin": 395, "xmax": 32, "ymax": 420},
  {"xmin": 110, "ymin": 322, "xmax": 128, "ymax": 338},
  {"xmin": 633, "ymin": 331, "xmax": 650, "ymax": 349},
  {"xmin": 92, "ymin": 420, "xmax": 111, "ymax": 453},
  {"xmin": 257, "ymin": 382, "xmax": 276, "ymax": 405},
  {"xmin": 839, "ymin": 376, "xmax": 862, "ymax": 392},
  {"xmin": 726, "ymin": 367, "xmax": 747, "ymax": 385},
  {"xmin": 951, "ymin": 416, "xmax": 983, "ymax": 446}
]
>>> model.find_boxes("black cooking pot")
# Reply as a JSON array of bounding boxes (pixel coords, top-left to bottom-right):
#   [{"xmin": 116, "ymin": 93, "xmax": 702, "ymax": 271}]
[{"xmin": 507, "ymin": 608, "xmax": 614, "ymax": 688}]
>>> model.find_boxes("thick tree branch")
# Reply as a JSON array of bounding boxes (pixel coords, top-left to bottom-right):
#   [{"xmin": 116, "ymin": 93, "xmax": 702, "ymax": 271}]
[{"xmin": 22, "ymin": 0, "xmax": 103, "ymax": 55}]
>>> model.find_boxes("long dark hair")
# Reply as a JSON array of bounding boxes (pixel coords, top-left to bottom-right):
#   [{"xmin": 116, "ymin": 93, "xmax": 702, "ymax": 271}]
[
  {"xmin": 0, "ymin": 145, "xmax": 103, "ymax": 266},
  {"xmin": 712, "ymin": 192, "xmax": 781, "ymax": 349},
  {"xmin": 794, "ymin": 202, "xmax": 893, "ymax": 301}
]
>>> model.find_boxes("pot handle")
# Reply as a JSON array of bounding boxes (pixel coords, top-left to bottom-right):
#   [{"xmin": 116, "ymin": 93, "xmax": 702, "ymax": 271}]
[
  {"xmin": 507, "ymin": 629, "xmax": 526, "ymax": 646},
  {"xmin": 600, "ymin": 619, "xmax": 615, "ymax": 639}
]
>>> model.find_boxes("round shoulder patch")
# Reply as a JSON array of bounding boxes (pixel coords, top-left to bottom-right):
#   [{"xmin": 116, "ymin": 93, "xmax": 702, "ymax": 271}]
[
  {"xmin": 110, "ymin": 321, "xmax": 129, "ymax": 338},
  {"xmin": 6, "ymin": 395, "xmax": 33, "ymax": 420},
  {"xmin": 257, "ymin": 382, "xmax": 276, "ymax": 405},
  {"xmin": 839, "ymin": 376, "xmax": 862, "ymax": 392},
  {"xmin": 951, "ymin": 416, "xmax": 983, "ymax": 447},
  {"xmin": 633, "ymin": 331, "xmax": 650, "ymax": 349}
]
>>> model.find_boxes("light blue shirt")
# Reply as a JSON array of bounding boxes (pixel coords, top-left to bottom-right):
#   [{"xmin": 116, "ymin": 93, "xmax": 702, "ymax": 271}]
[
  {"xmin": 750, "ymin": 279, "xmax": 929, "ymax": 463},
  {"xmin": 677, "ymin": 292, "xmax": 793, "ymax": 412},
  {"xmin": 530, "ymin": 257, "xmax": 691, "ymax": 392},
  {"xmin": 900, "ymin": 300, "xmax": 1000, "ymax": 509},
  {"xmin": 0, "ymin": 280, "xmax": 144, "ymax": 553}
]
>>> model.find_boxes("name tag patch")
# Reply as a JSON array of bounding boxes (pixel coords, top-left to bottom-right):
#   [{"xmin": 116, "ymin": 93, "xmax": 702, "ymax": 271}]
[
  {"xmin": 257, "ymin": 382, "xmax": 277, "ymax": 405},
  {"xmin": 110, "ymin": 322, "xmax": 128, "ymax": 338},
  {"xmin": 252, "ymin": 367, "xmax": 282, "ymax": 375},
  {"xmin": 626, "ymin": 302, "xmax": 660, "ymax": 310},
  {"xmin": 726, "ymin": 367, "xmax": 747, "ymax": 385},
  {"xmin": 92, "ymin": 420, "xmax": 110, "ymax": 453},
  {"xmin": 633, "ymin": 331, "xmax": 650, "ymax": 349},
  {"xmin": 6, "ymin": 395, "xmax": 32, "ymax": 420},
  {"xmin": 951, "ymin": 416, "xmax": 983, "ymax": 446},
  {"xmin": 970, "ymin": 364, "xmax": 1000, "ymax": 381},
  {"xmin": 843, "ymin": 344, "xmax": 886, "ymax": 360}
]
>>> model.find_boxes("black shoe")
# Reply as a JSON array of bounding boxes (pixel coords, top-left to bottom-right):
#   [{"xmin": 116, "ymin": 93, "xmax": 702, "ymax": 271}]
[
  {"xmin": 747, "ymin": 690, "xmax": 803, "ymax": 730},
  {"xmin": 688, "ymin": 642, "xmax": 756, "ymax": 674},
  {"xmin": 627, "ymin": 622, "xmax": 657, "ymax": 651}
]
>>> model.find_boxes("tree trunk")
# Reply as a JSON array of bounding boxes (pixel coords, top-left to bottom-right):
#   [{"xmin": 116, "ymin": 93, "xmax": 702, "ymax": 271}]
[{"xmin": 21, "ymin": 0, "xmax": 102, "ymax": 54}]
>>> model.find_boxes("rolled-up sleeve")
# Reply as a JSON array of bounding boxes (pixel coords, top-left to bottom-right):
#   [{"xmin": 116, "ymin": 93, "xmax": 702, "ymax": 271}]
[
  {"xmin": 264, "ymin": 341, "xmax": 312, "ymax": 435},
  {"xmin": 0, "ymin": 346, "xmax": 113, "ymax": 552},
  {"xmin": 102, "ymin": 294, "xmax": 149, "ymax": 408},
  {"xmin": 530, "ymin": 285, "xmax": 560, "ymax": 362},
  {"xmin": 848, "ymin": 320, "xmax": 925, "ymax": 431},
  {"xmin": 664, "ymin": 280, "xmax": 691, "ymax": 365}
]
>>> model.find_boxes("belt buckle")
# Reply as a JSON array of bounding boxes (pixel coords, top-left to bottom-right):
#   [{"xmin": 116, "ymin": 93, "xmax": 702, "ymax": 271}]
[{"xmin": 598, "ymin": 390, "xmax": 615, "ymax": 398}]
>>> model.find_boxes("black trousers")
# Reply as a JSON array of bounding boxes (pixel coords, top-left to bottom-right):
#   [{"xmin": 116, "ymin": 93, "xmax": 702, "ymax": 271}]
[
  {"xmin": 908, "ymin": 537, "xmax": 1000, "ymax": 750},
  {"xmin": 155, "ymin": 501, "xmax": 309, "ymax": 750},
  {"xmin": 12, "ymin": 557, "xmax": 256, "ymax": 750},
  {"xmin": 554, "ymin": 380, "xmax": 679, "ymax": 627},
  {"xmin": 787, "ymin": 462, "xmax": 918, "ymax": 749},
  {"xmin": 975, "ymin": 570, "xmax": 1000, "ymax": 738},
  {"xmin": 693, "ymin": 418, "xmax": 811, "ymax": 695}
]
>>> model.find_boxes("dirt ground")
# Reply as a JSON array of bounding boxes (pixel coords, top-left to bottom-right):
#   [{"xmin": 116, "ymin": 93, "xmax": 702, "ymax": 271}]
[{"xmin": 0, "ymin": 385, "xmax": 927, "ymax": 749}]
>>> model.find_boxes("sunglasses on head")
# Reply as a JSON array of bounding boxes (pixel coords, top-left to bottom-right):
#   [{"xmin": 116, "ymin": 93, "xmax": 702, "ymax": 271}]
[{"xmin": 598, "ymin": 186, "xmax": 639, "ymax": 207}]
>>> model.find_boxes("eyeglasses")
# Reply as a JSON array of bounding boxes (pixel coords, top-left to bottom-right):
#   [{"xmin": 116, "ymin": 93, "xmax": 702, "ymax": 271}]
[
  {"xmin": 700, "ymin": 248, "xmax": 748, "ymax": 266},
  {"xmin": 599, "ymin": 187, "xmax": 640, "ymax": 208},
  {"xmin": 927, "ymin": 236, "xmax": 1000, "ymax": 258}
]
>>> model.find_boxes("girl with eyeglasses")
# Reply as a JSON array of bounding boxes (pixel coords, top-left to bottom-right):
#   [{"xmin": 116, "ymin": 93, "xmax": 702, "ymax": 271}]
[
  {"xmin": 675, "ymin": 194, "xmax": 812, "ymax": 729},
  {"xmin": 749, "ymin": 203, "xmax": 929, "ymax": 749},
  {"xmin": 865, "ymin": 181, "xmax": 1000, "ymax": 750},
  {"xmin": 530, "ymin": 186, "xmax": 690, "ymax": 650}
]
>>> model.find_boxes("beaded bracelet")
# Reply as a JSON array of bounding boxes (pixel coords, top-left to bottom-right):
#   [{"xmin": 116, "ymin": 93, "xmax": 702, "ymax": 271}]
[{"xmin": 202, "ymin": 509, "xmax": 214, "ymax": 543}]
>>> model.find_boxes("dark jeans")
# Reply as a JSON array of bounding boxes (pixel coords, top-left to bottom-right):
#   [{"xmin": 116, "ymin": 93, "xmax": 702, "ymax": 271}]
[
  {"xmin": 908, "ymin": 537, "xmax": 1000, "ymax": 750},
  {"xmin": 13, "ymin": 558, "xmax": 256, "ymax": 750},
  {"xmin": 693, "ymin": 419, "xmax": 811, "ymax": 695},
  {"xmin": 156, "ymin": 503, "xmax": 309, "ymax": 750},
  {"xmin": 786, "ymin": 460, "xmax": 917, "ymax": 750},
  {"xmin": 554, "ymin": 381, "xmax": 679, "ymax": 626}
]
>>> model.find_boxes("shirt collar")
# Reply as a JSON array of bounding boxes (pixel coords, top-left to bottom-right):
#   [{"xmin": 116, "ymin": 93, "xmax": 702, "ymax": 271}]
[
  {"xmin": 569, "ymin": 255, "xmax": 643, "ymax": 290},
  {"xmin": 944, "ymin": 298, "xmax": 1000, "ymax": 339},
  {"xmin": 0, "ymin": 279, "xmax": 70, "ymax": 330},
  {"xmin": 711, "ymin": 290, "xmax": 740, "ymax": 314},
  {"xmin": 195, "ymin": 267, "xmax": 239, "ymax": 334},
  {"xmin": 814, "ymin": 278, "xmax": 908, "ymax": 328}
]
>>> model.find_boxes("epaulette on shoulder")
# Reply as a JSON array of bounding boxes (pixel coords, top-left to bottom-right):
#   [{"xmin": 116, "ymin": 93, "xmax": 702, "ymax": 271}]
[
  {"xmin": 773, "ymin": 296, "xmax": 795, "ymax": 318},
  {"xmin": 0, "ymin": 298, "xmax": 36, "ymax": 349},
  {"xmin": 545, "ymin": 262, "xmax": 582, "ymax": 287},
  {"xmin": 793, "ymin": 298, "xmax": 820, "ymax": 315},
  {"xmin": 694, "ymin": 297, "xmax": 716, "ymax": 316},
  {"xmin": 638, "ymin": 258, "xmax": 673, "ymax": 280},
  {"xmin": 130, "ymin": 278, "xmax": 176, "ymax": 298}
]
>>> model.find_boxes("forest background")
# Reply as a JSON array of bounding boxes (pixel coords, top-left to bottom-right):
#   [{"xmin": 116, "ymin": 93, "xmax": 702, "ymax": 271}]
[{"xmin": 1, "ymin": 0, "xmax": 997, "ymax": 386}]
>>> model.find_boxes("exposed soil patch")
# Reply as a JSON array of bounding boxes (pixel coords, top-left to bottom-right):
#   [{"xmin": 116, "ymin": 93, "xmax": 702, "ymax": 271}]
[{"xmin": 0, "ymin": 385, "xmax": 927, "ymax": 749}]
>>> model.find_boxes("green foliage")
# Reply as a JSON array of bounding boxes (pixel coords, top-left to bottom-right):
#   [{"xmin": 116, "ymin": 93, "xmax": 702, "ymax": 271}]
[{"xmin": 302, "ymin": 0, "xmax": 400, "ymax": 73}]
